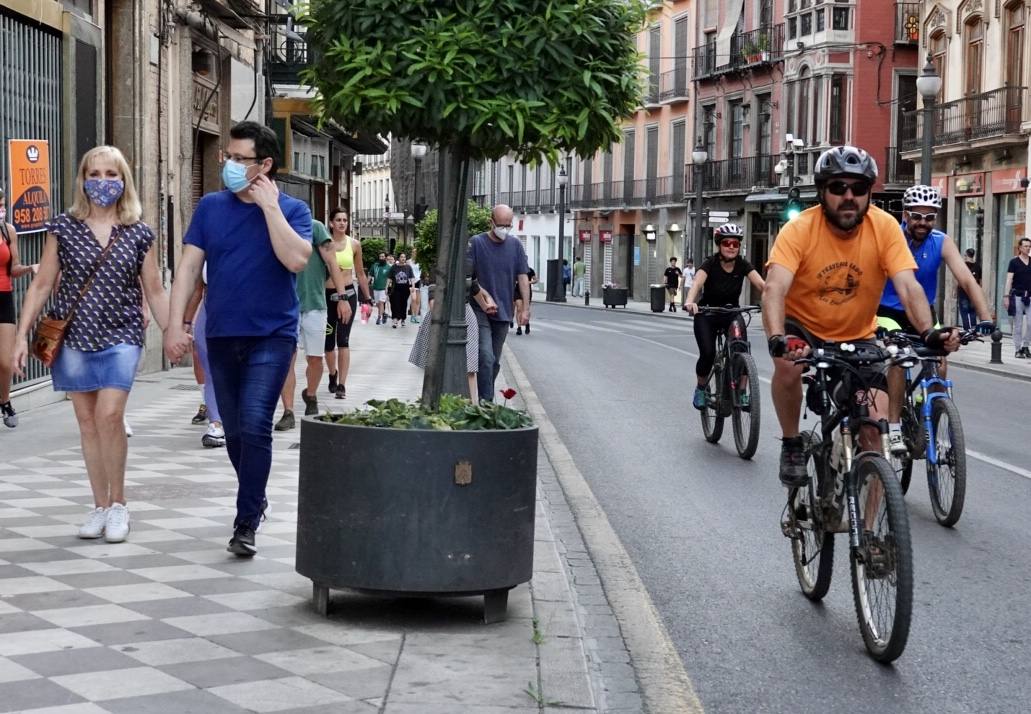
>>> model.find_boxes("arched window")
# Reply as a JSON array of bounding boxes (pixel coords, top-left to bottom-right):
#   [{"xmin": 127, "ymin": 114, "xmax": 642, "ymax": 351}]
[
  {"xmin": 929, "ymin": 32, "xmax": 948, "ymax": 104},
  {"xmin": 964, "ymin": 17, "xmax": 984, "ymax": 95}
]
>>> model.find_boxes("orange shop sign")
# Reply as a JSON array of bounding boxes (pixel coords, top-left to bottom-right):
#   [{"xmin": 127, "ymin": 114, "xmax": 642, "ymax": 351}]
[
  {"xmin": 992, "ymin": 167, "xmax": 1028, "ymax": 194},
  {"xmin": 7, "ymin": 140, "xmax": 51, "ymax": 233}
]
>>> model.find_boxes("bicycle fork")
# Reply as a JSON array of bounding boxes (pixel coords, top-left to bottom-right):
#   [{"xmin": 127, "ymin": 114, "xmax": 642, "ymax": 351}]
[{"xmin": 839, "ymin": 422, "xmax": 865, "ymax": 552}]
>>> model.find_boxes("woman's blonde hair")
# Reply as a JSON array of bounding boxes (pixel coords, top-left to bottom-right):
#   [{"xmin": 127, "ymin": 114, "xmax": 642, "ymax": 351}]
[{"xmin": 67, "ymin": 145, "xmax": 142, "ymax": 225}]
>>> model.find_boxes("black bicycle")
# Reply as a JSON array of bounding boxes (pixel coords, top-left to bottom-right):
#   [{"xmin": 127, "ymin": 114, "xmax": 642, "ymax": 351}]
[
  {"xmin": 881, "ymin": 328, "xmax": 981, "ymax": 527},
  {"xmin": 781, "ymin": 341, "xmax": 913, "ymax": 663},
  {"xmin": 696, "ymin": 306, "xmax": 761, "ymax": 459}
]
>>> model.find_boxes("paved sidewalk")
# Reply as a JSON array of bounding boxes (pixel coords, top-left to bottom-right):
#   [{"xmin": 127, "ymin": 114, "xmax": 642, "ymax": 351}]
[
  {"xmin": 552, "ymin": 296, "xmax": 1031, "ymax": 381},
  {"xmin": 0, "ymin": 317, "xmax": 640, "ymax": 713}
]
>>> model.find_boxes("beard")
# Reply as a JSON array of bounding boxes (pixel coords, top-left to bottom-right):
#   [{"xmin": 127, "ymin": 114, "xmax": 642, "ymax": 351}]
[{"xmin": 823, "ymin": 200, "xmax": 870, "ymax": 232}]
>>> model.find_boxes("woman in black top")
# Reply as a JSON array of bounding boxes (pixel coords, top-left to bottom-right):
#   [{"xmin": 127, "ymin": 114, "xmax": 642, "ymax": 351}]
[
  {"xmin": 387, "ymin": 252, "xmax": 416, "ymax": 328},
  {"xmin": 682, "ymin": 224, "xmax": 765, "ymax": 410}
]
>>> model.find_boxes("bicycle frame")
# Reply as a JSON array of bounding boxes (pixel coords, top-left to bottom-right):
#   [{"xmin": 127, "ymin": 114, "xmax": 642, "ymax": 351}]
[
  {"xmin": 902, "ymin": 359, "xmax": 954, "ymax": 468},
  {"xmin": 808, "ymin": 349, "xmax": 891, "ymax": 551}
]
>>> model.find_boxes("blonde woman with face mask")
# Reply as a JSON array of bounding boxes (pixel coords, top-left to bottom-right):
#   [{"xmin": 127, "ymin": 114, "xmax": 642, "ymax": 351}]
[{"xmin": 13, "ymin": 146, "xmax": 170, "ymax": 544}]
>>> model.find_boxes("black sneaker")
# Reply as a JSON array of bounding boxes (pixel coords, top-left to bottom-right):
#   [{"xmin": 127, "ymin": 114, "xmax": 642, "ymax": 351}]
[
  {"xmin": 336, "ymin": 384, "xmax": 346, "ymax": 400},
  {"xmin": 516, "ymin": 327, "xmax": 522, "ymax": 335},
  {"xmin": 327, "ymin": 373, "xmax": 338, "ymax": 394},
  {"xmin": 1, "ymin": 401, "xmax": 17, "ymax": 428},
  {"xmin": 301, "ymin": 389, "xmax": 319, "ymax": 416},
  {"xmin": 227, "ymin": 525, "xmax": 257, "ymax": 557},
  {"xmin": 274, "ymin": 410, "xmax": 295, "ymax": 431},
  {"xmin": 524, "ymin": 324, "xmax": 530, "ymax": 334},
  {"xmin": 191, "ymin": 404, "xmax": 207, "ymax": 425},
  {"xmin": 779, "ymin": 436, "xmax": 809, "ymax": 488}
]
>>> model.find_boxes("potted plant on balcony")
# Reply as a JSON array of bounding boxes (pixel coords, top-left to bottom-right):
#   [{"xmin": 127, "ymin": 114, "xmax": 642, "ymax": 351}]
[{"xmin": 298, "ymin": 0, "xmax": 647, "ymax": 621}]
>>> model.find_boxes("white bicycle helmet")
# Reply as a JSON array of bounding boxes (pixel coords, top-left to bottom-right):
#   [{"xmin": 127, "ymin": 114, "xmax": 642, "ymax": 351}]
[
  {"xmin": 903, "ymin": 184, "xmax": 942, "ymax": 209},
  {"xmin": 814, "ymin": 145, "xmax": 878, "ymax": 185},
  {"xmin": 714, "ymin": 223, "xmax": 744, "ymax": 242}
]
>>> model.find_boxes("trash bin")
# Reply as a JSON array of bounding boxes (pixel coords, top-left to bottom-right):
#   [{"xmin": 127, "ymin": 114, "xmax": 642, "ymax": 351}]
[{"xmin": 650, "ymin": 284, "xmax": 666, "ymax": 313}]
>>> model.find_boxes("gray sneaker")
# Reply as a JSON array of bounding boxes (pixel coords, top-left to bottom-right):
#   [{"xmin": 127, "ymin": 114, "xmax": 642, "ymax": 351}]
[
  {"xmin": 1, "ymin": 401, "xmax": 17, "ymax": 428},
  {"xmin": 274, "ymin": 410, "xmax": 295, "ymax": 431},
  {"xmin": 301, "ymin": 389, "xmax": 319, "ymax": 417}
]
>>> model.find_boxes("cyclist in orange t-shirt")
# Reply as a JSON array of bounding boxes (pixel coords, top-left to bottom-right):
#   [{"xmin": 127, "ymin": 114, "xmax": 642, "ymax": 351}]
[{"xmin": 762, "ymin": 146, "xmax": 959, "ymax": 488}]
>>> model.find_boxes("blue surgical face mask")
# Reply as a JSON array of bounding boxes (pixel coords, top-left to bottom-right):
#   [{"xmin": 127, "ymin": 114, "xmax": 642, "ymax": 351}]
[
  {"xmin": 84, "ymin": 178, "xmax": 124, "ymax": 207},
  {"xmin": 221, "ymin": 159, "xmax": 251, "ymax": 193}
]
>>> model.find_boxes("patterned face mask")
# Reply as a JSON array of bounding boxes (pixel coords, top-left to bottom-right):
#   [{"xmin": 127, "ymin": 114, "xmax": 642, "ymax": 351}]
[{"xmin": 84, "ymin": 179, "xmax": 125, "ymax": 207}]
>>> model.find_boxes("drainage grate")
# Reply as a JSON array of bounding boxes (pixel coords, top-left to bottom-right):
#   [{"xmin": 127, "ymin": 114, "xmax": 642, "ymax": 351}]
[
  {"xmin": 288, "ymin": 442, "xmax": 300, "ymax": 449},
  {"xmin": 169, "ymin": 384, "xmax": 202, "ymax": 391}
]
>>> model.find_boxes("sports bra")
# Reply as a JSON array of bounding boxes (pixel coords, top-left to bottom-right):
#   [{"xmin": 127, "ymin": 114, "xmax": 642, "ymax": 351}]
[{"xmin": 335, "ymin": 237, "xmax": 354, "ymax": 271}]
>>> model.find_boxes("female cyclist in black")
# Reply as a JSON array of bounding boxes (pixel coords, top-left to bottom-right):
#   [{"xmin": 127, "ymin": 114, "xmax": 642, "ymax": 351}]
[{"xmin": 682, "ymin": 223, "xmax": 766, "ymax": 409}]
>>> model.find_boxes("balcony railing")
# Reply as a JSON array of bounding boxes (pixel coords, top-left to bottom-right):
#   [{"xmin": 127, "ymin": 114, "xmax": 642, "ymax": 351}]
[
  {"xmin": 895, "ymin": 2, "xmax": 921, "ymax": 45},
  {"xmin": 567, "ymin": 176, "xmax": 680, "ymax": 209},
  {"xmin": 268, "ymin": 30, "xmax": 312, "ymax": 85},
  {"xmin": 693, "ymin": 24, "xmax": 784, "ymax": 79},
  {"xmin": 884, "ymin": 146, "xmax": 916, "ymax": 185},
  {"xmin": 685, "ymin": 155, "xmax": 778, "ymax": 193},
  {"xmin": 900, "ymin": 86, "xmax": 1028, "ymax": 151},
  {"xmin": 659, "ymin": 68, "xmax": 689, "ymax": 102}
]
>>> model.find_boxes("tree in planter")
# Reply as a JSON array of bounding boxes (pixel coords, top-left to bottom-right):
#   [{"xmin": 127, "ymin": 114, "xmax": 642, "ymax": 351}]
[
  {"xmin": 303, "ymin": 0, "xmax": 646, "ymax": 407},
  {"xmin": 413, "ymin": 202, "xmax": 492, "ymax": 281}
]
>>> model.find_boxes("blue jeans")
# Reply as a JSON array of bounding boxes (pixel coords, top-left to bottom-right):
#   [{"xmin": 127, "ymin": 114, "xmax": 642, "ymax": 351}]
[
  {"xmin": 206, "ymin": 336, "xmax": 296, "ymax": 530},
  {"xmin": 957, "ymin": 295, "xmax": 976, "ymax": 331},
  {"xmin": 475, "ymin": 311, "xmax": 510, "ymax": 402}
]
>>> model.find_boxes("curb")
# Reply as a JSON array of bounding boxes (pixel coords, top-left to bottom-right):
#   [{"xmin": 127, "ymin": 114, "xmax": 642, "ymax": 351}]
[
  {"xmin": 503, "ymin": 350, "xmax": 705, "ymax": 714},
  {"xmin": 949, "ymin": 358, "xmax": 1031, "ymax": 383}
]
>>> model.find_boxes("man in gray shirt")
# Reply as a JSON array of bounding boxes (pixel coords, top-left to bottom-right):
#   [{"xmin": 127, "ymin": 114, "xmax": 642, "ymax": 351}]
[{"xmin": 466, "ymin": 204, "xmax": 530, "ymax": 401}]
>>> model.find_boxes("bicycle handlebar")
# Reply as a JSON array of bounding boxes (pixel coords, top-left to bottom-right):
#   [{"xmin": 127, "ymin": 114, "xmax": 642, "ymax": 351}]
[
  {"xmin": 696, "ymin": 305, "xmax": 761, "ymax": 315},
  {"xmin": 879, "ymin": 327, "xmax": 982, "ymax": 358}
]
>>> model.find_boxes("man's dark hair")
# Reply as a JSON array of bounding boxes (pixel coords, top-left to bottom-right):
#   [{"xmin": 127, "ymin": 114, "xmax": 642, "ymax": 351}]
[
  {"xmin": 229, "ymin": 121, "xmax": 280, "ymax": 177},
  {"xmin": 670, "ymin": 257, "xmax": 678, "ymax": 262},
  {"xmin": 1021, "ymin": 238, "xmax": 1031, "ymax": 247},
  {"xmin": 965, "ymin": 248, "xmax": 976, "ymax": 258}
]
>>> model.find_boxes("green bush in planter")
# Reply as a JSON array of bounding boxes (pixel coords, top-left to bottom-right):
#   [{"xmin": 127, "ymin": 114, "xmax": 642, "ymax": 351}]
[
  {"xmin": 414, "ymin": 202, "xmax": 492, "ymax": 281},
  {"xmin": 360, "ymin": 237, "xmax": 387, "ymax": 268},
  {"xmin": 324, "ymin": 393, "xmax": 532, "ymax": 431}
]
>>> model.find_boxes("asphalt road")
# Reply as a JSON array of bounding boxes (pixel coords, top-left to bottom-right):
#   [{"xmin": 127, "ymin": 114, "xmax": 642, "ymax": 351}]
[{"xmin": 509, "ymin": 302, "xmax": 1031, "ymax": 714}]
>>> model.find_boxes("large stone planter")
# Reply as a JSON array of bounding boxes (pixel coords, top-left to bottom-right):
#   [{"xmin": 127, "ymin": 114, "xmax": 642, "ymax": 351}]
[{"xmin": 296, "ymin": 417, "xmax": 539, "ymax": 622}]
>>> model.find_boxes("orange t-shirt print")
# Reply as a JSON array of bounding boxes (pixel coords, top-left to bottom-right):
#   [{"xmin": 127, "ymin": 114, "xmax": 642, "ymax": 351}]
[{"xmin": 767, "ymin": 205, "xmax": 917, "ymax": 342}]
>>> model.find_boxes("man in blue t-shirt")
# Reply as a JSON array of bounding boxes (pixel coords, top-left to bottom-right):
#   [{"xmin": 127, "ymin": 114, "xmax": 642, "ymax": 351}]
[
  {"xmin": 467, "ymin": 204, "xmax": 529, "ymax": 401},
  {"xmin": 164, "ymin": 121, "xmax": 313, "ymax": 557}
]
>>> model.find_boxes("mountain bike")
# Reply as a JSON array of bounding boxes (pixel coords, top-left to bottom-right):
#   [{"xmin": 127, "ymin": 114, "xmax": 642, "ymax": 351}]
[
  {"xmin": 781, "ymin": 341, "xmax": 913, "ymax": 663},
  {"xmin": 882, "ymin": 328, "xmax": 981, "ymax": 527},
  {"xmin": 697, "ymin": 305, "xmax": 761, "ymax": 459}
]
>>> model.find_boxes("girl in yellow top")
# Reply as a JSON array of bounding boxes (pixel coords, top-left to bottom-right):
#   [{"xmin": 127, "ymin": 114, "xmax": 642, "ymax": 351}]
[{"xmin": 324, "ymin": 209, "xmax": 371, "ymax": 399}]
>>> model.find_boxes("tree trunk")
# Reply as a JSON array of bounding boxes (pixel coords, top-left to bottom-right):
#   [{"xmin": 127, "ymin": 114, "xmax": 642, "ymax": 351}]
[{"xmin": 422, "ymin": 146, "xmax": 473, "ymax": 409}]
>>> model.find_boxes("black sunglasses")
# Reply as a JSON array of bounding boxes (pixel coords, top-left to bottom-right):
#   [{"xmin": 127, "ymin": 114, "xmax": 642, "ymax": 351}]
[{"xmin": 825, "ymin": 181, "xmax": 871, "ymax": 197}]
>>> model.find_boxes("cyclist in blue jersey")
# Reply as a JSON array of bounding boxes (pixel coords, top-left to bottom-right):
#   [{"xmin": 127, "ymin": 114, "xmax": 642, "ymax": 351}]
[{"xmin": 876, "ymin": 184, "xmax": 994, "ymax": 454}]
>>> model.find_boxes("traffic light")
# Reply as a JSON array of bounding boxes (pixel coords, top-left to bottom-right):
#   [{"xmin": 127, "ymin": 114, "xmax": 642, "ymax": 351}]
[{"xmin": 784, "ymin": 187, "xmax": 802, "ymax": 221}]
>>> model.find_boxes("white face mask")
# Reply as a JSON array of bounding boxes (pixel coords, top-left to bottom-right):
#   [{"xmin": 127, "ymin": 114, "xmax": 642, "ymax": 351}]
[{"xmin": 493, "ymin": 225, "xmax": 509, "ymax": 240}]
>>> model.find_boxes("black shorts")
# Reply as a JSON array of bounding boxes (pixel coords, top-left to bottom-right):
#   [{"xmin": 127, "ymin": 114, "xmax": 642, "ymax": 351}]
[
  {"xmin": 0, "ymin": 291, "xmax": 14, "ymax": 324},
  {"xmin": 875, "ymin": 304, "xmax": 938, "ymax": 336}
]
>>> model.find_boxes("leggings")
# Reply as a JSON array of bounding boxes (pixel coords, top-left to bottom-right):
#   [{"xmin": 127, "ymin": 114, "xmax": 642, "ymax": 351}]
[
  {"xmin": 693, "ymin": 312, "xmax": 745, "ymax": 378},
  {"xmin": 325, "ymin": 287, "xmax": 358, "ymax": 350},
  {"xmin": 389, "ymin": 286, "xmax": 410, "ymax": 321}
]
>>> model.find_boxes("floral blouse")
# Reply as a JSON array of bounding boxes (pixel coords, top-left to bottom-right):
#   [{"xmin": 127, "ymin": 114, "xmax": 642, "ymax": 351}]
[{"xmin": 46, "ymin": 213, "xmax": 155, "ymax": 351}]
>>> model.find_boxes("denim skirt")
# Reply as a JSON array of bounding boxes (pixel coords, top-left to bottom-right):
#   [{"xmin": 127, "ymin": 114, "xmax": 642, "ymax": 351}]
[{"xmin": 51, "ymin": 343, "xmax": 143, "ymax": 392}]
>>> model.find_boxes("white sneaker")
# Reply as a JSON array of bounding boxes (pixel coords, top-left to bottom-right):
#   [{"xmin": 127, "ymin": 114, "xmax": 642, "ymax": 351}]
[
  {"xmin": 202, "ymin": 421, "xmax": 226, "ymax": 448},
  {"xmin": 104, "ymin": 503, "xmax": 131, "ymax": 543},
  {"xmin": 888, "ymin": 430, "xmax": 908, "ymax": 455},
  {"xmin": 124, "ymin": 418, "xmax": 133, "ymax": 437},
  {"xmin": 78, "ymin": 507, "xmax": 107, "ymax": 539}
]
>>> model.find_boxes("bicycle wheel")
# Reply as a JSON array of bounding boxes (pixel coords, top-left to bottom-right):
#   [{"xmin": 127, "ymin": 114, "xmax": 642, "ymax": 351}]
[
  {"xmin": 849, "ymin": 453, "xmax": 913, "ymax": 663},
  {"xmin": 790, "ymin": 432, "xmax": 834, "ymax": 600},
  {"xmin": 731, "ymin": 352, "xmax": 761, "ymax": 459},
  {"xmin": 700, "ymin": 363, "xmax": 724, "ymax": 443},
  {"xmin": 927, "ymin": 398, "xmax": 967, "ymax": 527}
]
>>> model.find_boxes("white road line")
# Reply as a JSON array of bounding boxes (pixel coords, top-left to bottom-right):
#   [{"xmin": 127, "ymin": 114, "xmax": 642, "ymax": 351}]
[{"xmin": 966, "ymin": 450, "xmax": 1031, "ymax": 480}]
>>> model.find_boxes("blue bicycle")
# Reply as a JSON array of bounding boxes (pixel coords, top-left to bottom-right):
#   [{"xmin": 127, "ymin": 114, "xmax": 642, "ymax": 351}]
[{"xmin": 883, "ymin": 329, "xmax": 980, "ymax": 527}]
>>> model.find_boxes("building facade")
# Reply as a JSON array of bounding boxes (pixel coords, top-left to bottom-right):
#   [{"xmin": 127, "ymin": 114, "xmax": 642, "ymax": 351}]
[{"xmin": 904, "ymin": 0, "xmax": 1029, "ymax": 324}]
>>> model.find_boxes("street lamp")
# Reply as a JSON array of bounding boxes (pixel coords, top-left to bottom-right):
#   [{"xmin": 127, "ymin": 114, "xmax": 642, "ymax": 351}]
[
  {"xmin": 692, "ymin": 140, "xmax": 708, "ymax": 263},
  {"xmin": 384, "ymin": 196, "xmax": 393, "ymax": 252},
  {"xmin": 411, "ymin": 141, "xmax": 428, "ymax": 230},
  {"xmin": 556, "ymin": 164, "xmax": 568, "ymax": 302},
  {"xmin": 916, "ymin": 52, "xmax": 942, "ymax": 185}
]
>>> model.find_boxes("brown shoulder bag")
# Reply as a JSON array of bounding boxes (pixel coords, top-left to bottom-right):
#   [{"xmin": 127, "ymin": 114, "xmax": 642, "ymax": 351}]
[{"xmin": 32, "ymin": 232, "xmax": 120, "ymax": 367}]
